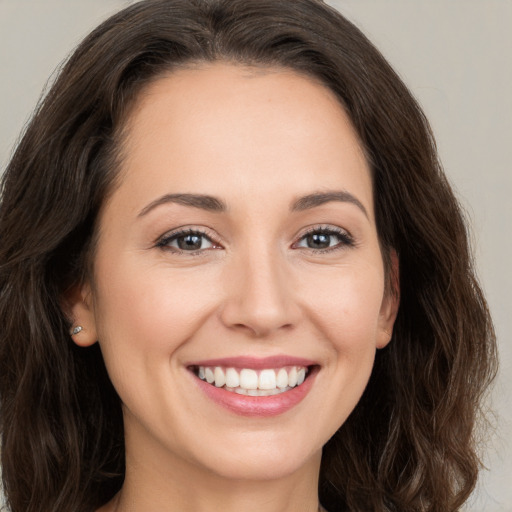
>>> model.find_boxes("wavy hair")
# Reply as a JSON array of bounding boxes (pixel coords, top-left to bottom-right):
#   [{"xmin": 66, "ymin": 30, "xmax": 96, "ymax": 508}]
[{"xmin": 0, "ymin": 1, "xmax": 497, "ymax": 511}]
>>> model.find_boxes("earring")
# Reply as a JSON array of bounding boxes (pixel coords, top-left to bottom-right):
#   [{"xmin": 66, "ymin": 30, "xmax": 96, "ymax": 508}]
[{"xmin": 70, "ymin": 326, "xmax": 83, "ymax": 335}]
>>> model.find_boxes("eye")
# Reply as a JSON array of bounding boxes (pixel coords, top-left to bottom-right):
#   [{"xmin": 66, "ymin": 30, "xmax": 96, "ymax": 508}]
[
  {"xmin": 156, "ymin": 229, "xmax": 219, "ymax": 253},
  {"xmin": 294, "ymin": 227, "xmax": 354, "ymax": 252}
]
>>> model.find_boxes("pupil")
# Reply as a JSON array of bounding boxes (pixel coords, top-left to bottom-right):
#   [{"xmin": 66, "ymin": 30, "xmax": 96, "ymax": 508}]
[
  {"xmin": 308, "ymin": 233, "xmax": 330, "ymax": 249},
  {"xmin": 178, "ymin": 234, "xmax": 202, "ymax": 250}
]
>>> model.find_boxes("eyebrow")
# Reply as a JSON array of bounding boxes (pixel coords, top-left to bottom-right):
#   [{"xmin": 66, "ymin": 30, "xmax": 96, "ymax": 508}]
[
  {"xmin": 138, "ymin": 190, "xmax": 368, "ymax": 218},
  {"xmin": 291, "ymin": 191, "xmax": 368, "ymax": 218},
  {"xmin": 138, "ymin": 193, "xmax": 227, "ymax": 217}
]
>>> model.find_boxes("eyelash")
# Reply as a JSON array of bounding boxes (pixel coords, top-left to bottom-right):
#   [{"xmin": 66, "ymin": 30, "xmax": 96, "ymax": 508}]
[
  {"xmin": 294, "ymin": 226, "xmax": 355, "ymax": 253},
  {"xmin": 156, "ymin": 228, "xmax": 218, "ymax": 255},
  {"xmin": 155, "ymin": 225, "xmax": 355, "ymax": 255}
]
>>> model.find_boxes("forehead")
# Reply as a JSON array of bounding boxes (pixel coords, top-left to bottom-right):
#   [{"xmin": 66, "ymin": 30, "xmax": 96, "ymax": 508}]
[{"xmin": 112, "ymin": 62, "xmax": 373, "ymax": 218}]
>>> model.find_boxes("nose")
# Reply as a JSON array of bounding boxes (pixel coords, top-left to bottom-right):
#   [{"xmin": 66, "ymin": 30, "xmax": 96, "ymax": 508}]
[{"xmin": 219, "ymin": 246, "xmax": 300, "ymax": 338}]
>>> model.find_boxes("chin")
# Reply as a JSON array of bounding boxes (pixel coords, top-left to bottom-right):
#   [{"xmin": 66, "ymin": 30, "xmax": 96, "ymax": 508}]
[{"xmin": 200, "ymin": 443, "xmax": 321, "ymax": 482}]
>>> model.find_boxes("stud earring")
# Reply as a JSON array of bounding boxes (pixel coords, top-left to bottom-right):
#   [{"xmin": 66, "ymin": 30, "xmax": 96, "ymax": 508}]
[{"xmin": 70, "ymin": 326, "xmax": 83, "ymax": 335}]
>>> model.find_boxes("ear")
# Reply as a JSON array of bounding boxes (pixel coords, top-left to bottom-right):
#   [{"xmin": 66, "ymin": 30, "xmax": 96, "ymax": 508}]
[
  {"xmin": 376, "ymin": 249, "xmax": 400, "ymax": 349},
  {"xmin": 62, "ymin": 281, "xmax": 98, "ymax": 347}
]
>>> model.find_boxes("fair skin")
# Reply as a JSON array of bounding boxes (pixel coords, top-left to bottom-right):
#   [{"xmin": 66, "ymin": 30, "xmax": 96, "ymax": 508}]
[{"xmin": 70, "ymin": 63, "xmax": 398, "ymax": 512}]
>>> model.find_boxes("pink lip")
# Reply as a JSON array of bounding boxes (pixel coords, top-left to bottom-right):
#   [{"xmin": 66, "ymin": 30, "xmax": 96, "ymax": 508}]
[
  {"xmin": 187, "ymin": 355, "xmax": 316, "ymax": 369},
  {"xmin": 189, "ymin": 363, "xmax": 319, "ymax": 418}
]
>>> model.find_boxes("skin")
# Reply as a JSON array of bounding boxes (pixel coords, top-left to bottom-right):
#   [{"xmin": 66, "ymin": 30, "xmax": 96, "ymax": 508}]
[{"xmin": 70, "ymin": 62, "xmax": 399, "ymax": 512}]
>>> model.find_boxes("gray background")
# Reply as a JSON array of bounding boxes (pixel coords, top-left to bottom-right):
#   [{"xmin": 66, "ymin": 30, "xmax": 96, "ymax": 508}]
[{"xmin": 0, "ymin": 1, "xmax": 510, "ymax": 510}]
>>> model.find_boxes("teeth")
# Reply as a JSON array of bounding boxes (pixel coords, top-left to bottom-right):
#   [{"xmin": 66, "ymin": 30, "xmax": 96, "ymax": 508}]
[
  {"xmin": 225, "ymin": 368, "xmax": 240, "ymax": 388},
  {"xmin": 195, "ymin": 365, "xmax": 310, "ymax": 394},
  {"xmin": 230, "ymin": 386, "xmax": 292, "ymax": 396},
  {"xmin": 258, "ymin": 369, "xmax": 276, "ymax": 390},
  {"xmin": 276, "ymin": 368, "xmax": 288, "ymax": 389},
  {"xmin": 214, "ymin": 367, "xmax": 225, "ymax": 387},
  {"xmin": 239, "ymin": 369, "xmax": 258, "ymax": 390},
  {"xmin": 288, "ymin": 367, "xmax": 298, "ymax": 387},
  {"xmin": 205, "ymin": 367, "xmax": 215, "ymax": 384}
]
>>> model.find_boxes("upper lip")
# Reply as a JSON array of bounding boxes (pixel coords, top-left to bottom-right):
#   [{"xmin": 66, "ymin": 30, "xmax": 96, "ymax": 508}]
[{"xmin": 186, "ymin": 355, "xmax": 317, "ymax": 369}]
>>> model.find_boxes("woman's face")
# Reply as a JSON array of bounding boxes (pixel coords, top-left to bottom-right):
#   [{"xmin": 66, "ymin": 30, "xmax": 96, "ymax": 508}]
[{"xmin": 72, "ymin": 63, "xmax": 398, "ymax": 482}]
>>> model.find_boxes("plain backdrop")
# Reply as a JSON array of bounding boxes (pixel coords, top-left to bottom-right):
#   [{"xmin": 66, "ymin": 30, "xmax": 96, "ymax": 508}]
[{"xmin": 1, "ymin": 1, "xmax": 511, "ymax": 510}]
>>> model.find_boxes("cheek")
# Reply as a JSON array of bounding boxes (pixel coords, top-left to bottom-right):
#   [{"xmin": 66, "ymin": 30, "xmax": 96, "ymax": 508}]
[
  {"xmin": 299, "ymin": 262, "xmax": 385, "ymax": 345},
  {"xmin": 298, "ymin": 264, "xmax": 384, "ymax": 425},
  {"xmin": 92, "ymin": 259, "xmax": 220, "ymax": 374}
]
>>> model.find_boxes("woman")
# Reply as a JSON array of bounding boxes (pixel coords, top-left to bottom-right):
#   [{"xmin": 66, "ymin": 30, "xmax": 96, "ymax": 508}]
[{"xmin": 0, "ymin": 1, "xmax": 497, "ymax": 511}]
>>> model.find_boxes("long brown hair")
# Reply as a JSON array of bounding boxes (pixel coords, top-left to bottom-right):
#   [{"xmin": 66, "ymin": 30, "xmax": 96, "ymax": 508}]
[{"xmin": 0, "ymin": 1, "xmax": 497, "ymax": 511}]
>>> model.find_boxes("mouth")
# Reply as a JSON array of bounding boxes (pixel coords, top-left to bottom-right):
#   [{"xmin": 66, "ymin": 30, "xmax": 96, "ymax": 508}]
[
  {"xmin": 190, "ymin": 365, "xmax": 311, "ymax": 396},
  {"xmin": 187, "ymin": 357, "xmax": 318, "ymax": 417}
]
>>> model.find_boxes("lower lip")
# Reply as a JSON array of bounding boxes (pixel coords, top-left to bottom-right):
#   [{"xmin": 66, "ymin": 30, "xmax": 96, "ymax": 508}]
[{"xmin": 192, "ymin": 367, "xmax": 318, "ymax": 417}]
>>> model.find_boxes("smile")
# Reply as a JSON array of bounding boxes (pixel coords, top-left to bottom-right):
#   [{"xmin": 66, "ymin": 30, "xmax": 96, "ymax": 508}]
[
  {"xmin": 193, "ymin": 365, "xmax": 309, "ymax": 396},
  {"xmin": 188, "ymin": 356, "xmax": 318, "ymax": 416}
]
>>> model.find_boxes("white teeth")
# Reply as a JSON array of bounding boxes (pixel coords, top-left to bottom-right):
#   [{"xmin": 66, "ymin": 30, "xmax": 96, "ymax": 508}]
[
  {"xmin": 195, "ymin": 364, "xmax": 310, "ymax": 394},
  {"xmin": 214, "ymin": 367, "xmax": 225, "ymax": 387},
  {"xmin": 239, "ymin": 369, "xmax": 258, "ymax": 390},
  {"xmin": 205, "ymin": 367, "xmax": 215, "ymax": 384},
  {"xmin": 258, "ymin": 369, "xmax": 276, "ymax": 390},
  {"xmin": 225, "ymin": 367, "xmax": 240, "ymax": 388},
  {"xmin": 288, "ymin": 367, "xmax": 298, "ymax": 387},
  {"xmin": 276, "ymin": 368, "xmax": 288, "ymax": 389},
  {"xmin": 261, "ymin": 388, "xmax": 282, "ymax": 396},
  {"xmin": 245, "ymin": 387, "xmax": 292, "ymax": 396}
]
